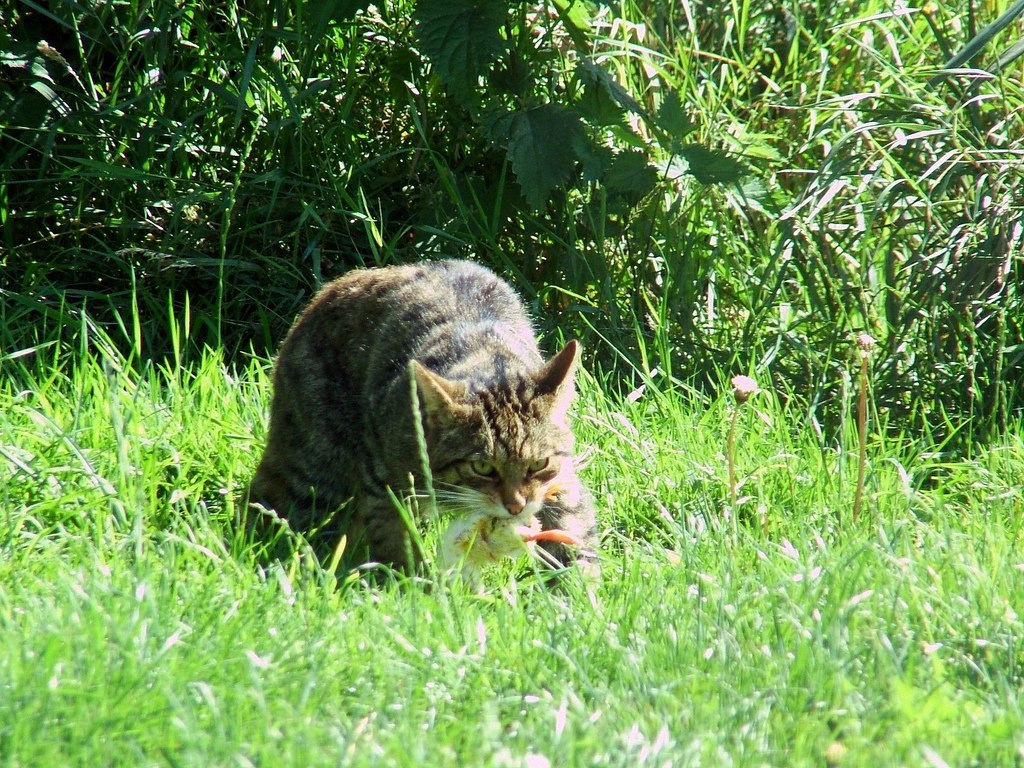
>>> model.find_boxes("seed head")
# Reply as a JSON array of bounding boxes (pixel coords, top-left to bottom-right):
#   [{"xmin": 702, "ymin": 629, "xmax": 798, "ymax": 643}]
[
  {"xmin": 731, "ymin": 375, "xmax": 759, "ymax": 405},
  {"xmin": 855, "ymin": 333, "xmax": 877, "ymax": 355}
]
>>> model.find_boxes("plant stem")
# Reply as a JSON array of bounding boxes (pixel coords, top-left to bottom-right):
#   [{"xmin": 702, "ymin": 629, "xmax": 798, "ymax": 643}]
[
  {"xmin": 727, "ymin": 406, "xmax": 738, "ymax": 518},
  {"xmin": 727, "ymin": 375, "xmax": 758, "ymax": 528},
  {"xmin": 853, "ymin": 349, "xmax": 869, "ymax": 522}
]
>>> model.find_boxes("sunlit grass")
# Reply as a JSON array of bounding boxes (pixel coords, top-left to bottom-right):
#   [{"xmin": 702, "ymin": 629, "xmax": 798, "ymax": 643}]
[
  {"xmin": 2, "ymin": 330, "xmax": 1022, "ymax": 765},
  {"xmin": 2, "ymin": 0, "xmax": 1023, "ymax": 763}
]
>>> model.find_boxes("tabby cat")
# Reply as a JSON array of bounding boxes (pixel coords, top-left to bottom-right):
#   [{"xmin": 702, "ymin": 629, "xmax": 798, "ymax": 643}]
[{"xmin": 248, "ymin": 260, "xmax": 598, "ymax": 578}]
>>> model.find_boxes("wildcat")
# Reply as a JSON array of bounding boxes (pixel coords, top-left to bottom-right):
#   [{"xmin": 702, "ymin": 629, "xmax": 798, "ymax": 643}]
[{"xmin": 247, "ymin": 259, "xmax": 598, "ymax": 578}]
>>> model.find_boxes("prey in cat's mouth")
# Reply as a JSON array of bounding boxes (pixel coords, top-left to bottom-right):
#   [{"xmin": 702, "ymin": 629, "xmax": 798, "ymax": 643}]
[
  {"xmin": 441, "ymin": 509, "xmax": 538, "ymax": 567},
  {"xmin": 441, "ymin": 509, "xmax": 582, "ymax": 585},
  {"xmin": 432, "ymin": 473, "xmax": 585, "ymax": 585}
]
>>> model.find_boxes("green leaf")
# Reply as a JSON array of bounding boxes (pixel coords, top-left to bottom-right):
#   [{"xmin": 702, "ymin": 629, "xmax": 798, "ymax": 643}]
[
  {"xmin": 0, "ymin": 47, "xmax": 35, "ymax": 72},
  {"xmin": 481, "ymin": 106, "xmax": 517, "ymax": 145},
  {"xmin": 66, "ymin": 157, "xmax": 161, "ymax": 181},
  {"xmin": 928, "ymin": 0, "xmax": 1024, "ymax": 86},
  {"xmin": 415, "ymin": 0, "xmax": 507, "ymax": 98},
  {"xmin": 29, "ymin": 80, "xmax": 70, "ymax": 117},
  {"xmin": 1, "ymin": 44, "xmax": 55, "ymax": 82},
  {"xmin": 305, "ymin": 0, "xmax": 369, "ymax": 33},
  {"xmin": 576, "ymin": 60, "xmax": 644, "ymax": 125},
  {"xmin": 604, "ymin": 151, "xmax": 658, "ymax": 202},
  {"xmin": 731, "ymin": 176, "xmax": 788, "ymax": 215},
  {"xmin": 503, "ymin": 104, "xmax": 584, "ymax": 208},
  {"xmin": 571, "ymin": 134, "xmax": 615, "ymax": 184},
  {"xmin": 995, "ymin": 38, "xmax": 1024, "ymax": 71},
  {"xmin": 677, "ymin": 144, "xmax": 748, "ymax": 185},
  {"xmin": 491, "ymin": 54, "xmax": 533, "ymax": 97},
  {"xmin": 655, "ymin": 90, "xmax": 695, "ymax": 139}
]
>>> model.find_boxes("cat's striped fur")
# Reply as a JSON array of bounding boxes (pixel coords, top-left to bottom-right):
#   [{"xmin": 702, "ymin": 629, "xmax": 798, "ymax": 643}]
[{"xmin": 248, "ymin": 260, "xmax": 598, "ymax": 573}]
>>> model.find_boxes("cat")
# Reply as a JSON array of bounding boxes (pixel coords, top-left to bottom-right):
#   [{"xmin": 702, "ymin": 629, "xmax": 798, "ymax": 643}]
[{"xmin": 247, "ymin": 259, "xmax": 598, "ymax": 580}]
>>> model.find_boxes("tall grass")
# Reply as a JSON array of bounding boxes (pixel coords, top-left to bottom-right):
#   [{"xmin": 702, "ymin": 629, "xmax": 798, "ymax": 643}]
[
  {"xmin": 2, "ymin": 0, "xmax": 1022, "ymax": 438},
  {"xmin": 3, "ymin": 319, "xmax": 1023, "ymax": 765}
]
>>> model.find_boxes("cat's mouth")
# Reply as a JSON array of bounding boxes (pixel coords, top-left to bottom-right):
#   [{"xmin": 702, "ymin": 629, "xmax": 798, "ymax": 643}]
[
  {"xmin": 441, "ymin": 510, "xmax": 539, "ymax": 567},
  {"xmin": 476, "ymin": 509, "xmax": 540, "ymax": 544},
  {"xmin": 498, "ymin": 506, "xmax": 537, "ymax": 526}
]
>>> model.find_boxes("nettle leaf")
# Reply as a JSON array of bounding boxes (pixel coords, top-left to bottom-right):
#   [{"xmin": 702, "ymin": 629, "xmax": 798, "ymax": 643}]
[
  {"xmin": 572, "ymin": 134, "xmax": 615, "ymax": 184},
  {"xmin": 551, "ymin": 0, "xmax": 592, "ymax": 51},
  {"xmin": 1, "ymin": 44, "xmax": 56, "ymax": 82},
  {"xmin": 415, "ymin": 0, "xmax": 507, "ymax": 98},
  {"xmin": 577, "ymin": 78, "xmax": 625, "ymax": 126},
  {"xmin": 502, "ymin": 104, "xmax": 585, "ymax": 208},
  {"xmin": 491, "ymin": 54, "xmax": 533, "ymax": 97},
  {"xmin": 605, "ymin": 151, "xmax": 658, "ymax": 202},
  {"xmin": 481, "ymin": 106, "xmax": 517, "ymax": 145},
  {"xmin": 655, "ymin": 90, "xmax": 696, "ymax": 140},
  {"xmin": 731, "ymin": 176, "xmax": 789, "ymax": 215},
  {"xmin": 677, "ymin": 144, "xmax": 748, "ymax": 185},
  {"xmin": 576, "ymin": 60, "xmax": 643, "ymax": 125}
]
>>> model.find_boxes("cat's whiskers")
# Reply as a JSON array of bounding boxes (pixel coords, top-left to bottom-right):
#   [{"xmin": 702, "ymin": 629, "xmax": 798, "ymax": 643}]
[
  {"xmin": 432, "ymin": 485, "xmax": 537, "ymax": 526},
  {"xmin": 432, "ymin": 486, "xmax": 499, "ymax": 517}
]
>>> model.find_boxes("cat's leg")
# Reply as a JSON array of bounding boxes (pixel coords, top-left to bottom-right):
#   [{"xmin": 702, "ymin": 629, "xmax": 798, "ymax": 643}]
[
  {"xmin": 246, "ymin": 471, "xmax": 357, "ymax": 563},
  {"xmin": 359, "ymin": 491, "xmax": 426, "ymax": 574},
  {"xmin": 245, "ymin": 457, "xmax": 318, "ymax": 543}
]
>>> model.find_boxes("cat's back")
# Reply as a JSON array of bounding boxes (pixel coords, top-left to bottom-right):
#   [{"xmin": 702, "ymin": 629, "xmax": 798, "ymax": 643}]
[
  {"xmin": 309, "ymin": 259, "xmax": 528, "ymax": 325},
  {"xmin": 277, "ymin": 260, "xmax": 540, "ymax": 388}
]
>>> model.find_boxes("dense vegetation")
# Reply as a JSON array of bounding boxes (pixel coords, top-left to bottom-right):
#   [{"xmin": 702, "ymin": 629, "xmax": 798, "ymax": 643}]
[
  {"xmin": 2, "ymin": 1, "xmax": 1024, "ymax": 764},
  {"xmin": 3, "ymin": 0, "xmax": 1022, "ymax": 439}
]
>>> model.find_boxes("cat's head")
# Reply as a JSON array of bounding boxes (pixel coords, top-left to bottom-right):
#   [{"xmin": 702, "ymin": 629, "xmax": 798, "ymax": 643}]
[{"xmin": 411, "ymin": 341, "xmax": 582, "ymax": 521}]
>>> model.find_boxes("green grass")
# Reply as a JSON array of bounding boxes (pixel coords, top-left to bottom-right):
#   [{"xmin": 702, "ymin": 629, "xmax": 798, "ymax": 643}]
[
  {"xmin": 3, "ymin": 2, "xmax": 1024, "ymax": 762},
  {"xmin": 3, "ymin": 332, "xmax": 1023, "ymax": 766}
]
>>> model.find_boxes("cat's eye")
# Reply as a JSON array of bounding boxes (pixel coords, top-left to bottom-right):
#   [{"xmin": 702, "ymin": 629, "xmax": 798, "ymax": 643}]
[
  {"xmin": 469, "ymin": 459, "xmax": 498, "ymax": 478},
  {"xmin": 527, "ymin": 457, "xmax": 552, "ymax": 475}
]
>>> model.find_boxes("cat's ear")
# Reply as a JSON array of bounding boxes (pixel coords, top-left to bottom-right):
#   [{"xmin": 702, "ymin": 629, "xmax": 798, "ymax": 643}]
[
  {"xmin": 410, "ymin": 361, "xmax": 466, "ymax": 422},
  {"xmin": 535, "ymin": 340, "xmax": 580, "ymax": 425}
]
